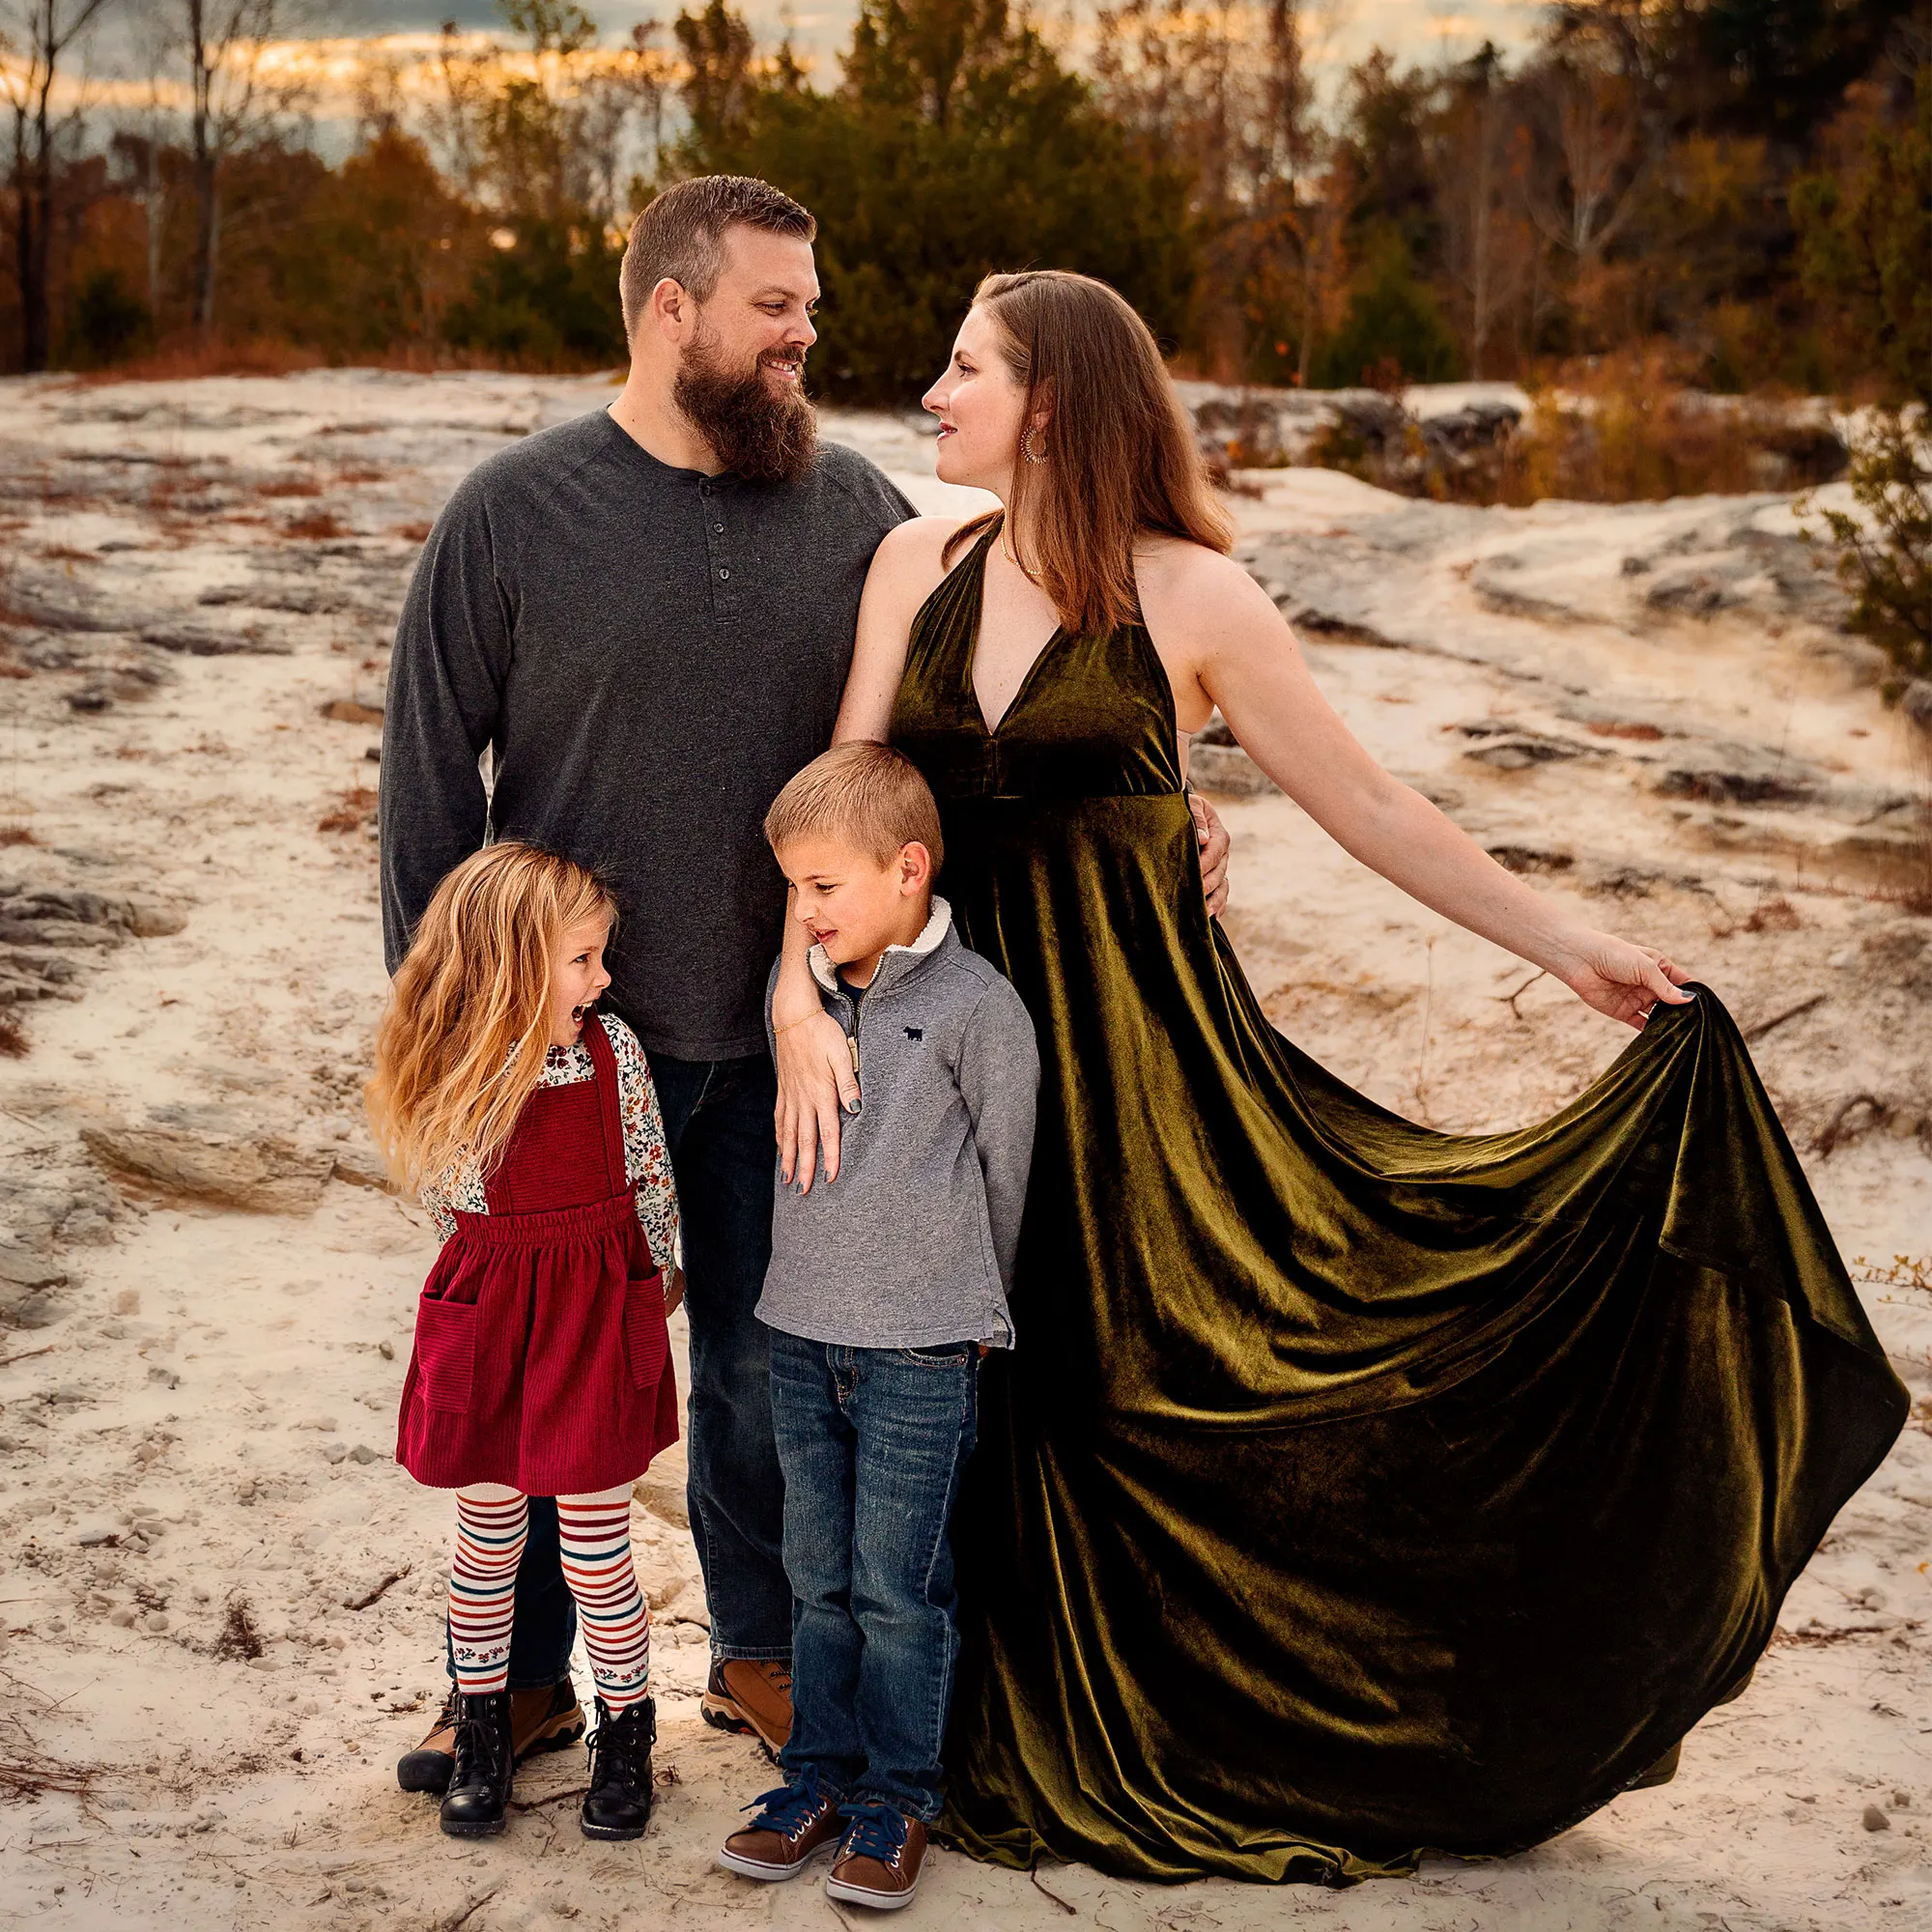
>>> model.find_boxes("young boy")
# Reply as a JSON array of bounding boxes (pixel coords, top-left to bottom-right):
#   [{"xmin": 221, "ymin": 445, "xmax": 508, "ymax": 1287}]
[{"xmin": 718, "ymin": 741, "xmax": 1038, "ymax": 1910}]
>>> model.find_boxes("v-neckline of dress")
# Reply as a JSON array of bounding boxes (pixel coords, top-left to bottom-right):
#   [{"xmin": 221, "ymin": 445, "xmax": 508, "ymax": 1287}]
[{"xmin": 963, "ymin": 520, "xmax": 1067, "ymax": 739}]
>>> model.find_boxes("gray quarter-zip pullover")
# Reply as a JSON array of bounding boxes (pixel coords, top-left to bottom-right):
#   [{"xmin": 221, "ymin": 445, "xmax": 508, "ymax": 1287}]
[{"xmin": 758, "ymin": 898, "xmax": 1038, "ymax": 1350}]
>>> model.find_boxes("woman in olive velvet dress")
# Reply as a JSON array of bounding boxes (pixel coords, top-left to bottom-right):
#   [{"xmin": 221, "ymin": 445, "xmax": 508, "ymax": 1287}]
[{"xmin": 770, "ymin": 271, "xmax": 1908, "ymax": 1884}]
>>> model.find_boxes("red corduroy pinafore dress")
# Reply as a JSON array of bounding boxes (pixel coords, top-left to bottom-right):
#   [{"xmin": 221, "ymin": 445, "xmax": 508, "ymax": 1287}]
[{"xmin": 396, "ymin": 1014, "xmax": 679, "ymax": 1494}]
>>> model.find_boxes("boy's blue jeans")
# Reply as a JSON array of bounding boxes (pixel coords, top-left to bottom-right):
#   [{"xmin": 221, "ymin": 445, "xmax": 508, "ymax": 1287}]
[{"xmin": 768, "ymin": 1330, "xmax": 980, "ymax": 1824}]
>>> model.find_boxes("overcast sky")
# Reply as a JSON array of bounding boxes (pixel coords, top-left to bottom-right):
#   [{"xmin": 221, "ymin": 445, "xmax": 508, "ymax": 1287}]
[{"xmin": 327, "ymin": 0, "xmax": 1547, "ymax": 89}]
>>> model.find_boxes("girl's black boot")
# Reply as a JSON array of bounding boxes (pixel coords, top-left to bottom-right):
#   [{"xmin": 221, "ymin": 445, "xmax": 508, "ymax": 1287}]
[
  {"xmin": 581, "ymin": 1695, "xmax": 655, "ymax": 1840},
  {"xmin": 440, "ymin": 1690, "xmax": 515, "ymax": 1836}
]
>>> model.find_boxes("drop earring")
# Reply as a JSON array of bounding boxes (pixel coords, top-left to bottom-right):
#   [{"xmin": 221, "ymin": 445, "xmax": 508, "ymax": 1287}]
[{"xmin": 1022, "ymin": 428, "xmax": 1046, "ymax": 465}]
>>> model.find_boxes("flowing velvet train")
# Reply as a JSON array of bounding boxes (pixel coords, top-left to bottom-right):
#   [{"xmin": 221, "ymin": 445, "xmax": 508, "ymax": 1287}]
[{"xmin": 889, "ymin": 524, "xmax": 1908, "ymax": 1884}]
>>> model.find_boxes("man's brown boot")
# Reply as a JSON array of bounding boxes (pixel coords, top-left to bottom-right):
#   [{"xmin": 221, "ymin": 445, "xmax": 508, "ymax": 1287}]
[
  {"xmin": 826, "ymin": 1804, "xmax": 926, "ymax": 1911},
  {"xmin": 718, "ymin": 1775, "xmax": 844, "ymax": 1881},
  {"xmin": 397, "ymin": 1678, "xmax": 586, "ymax": 1795},
  {"xmin": 701, "ymin": 1658, "xmax": 793, "ymax": 1755}
]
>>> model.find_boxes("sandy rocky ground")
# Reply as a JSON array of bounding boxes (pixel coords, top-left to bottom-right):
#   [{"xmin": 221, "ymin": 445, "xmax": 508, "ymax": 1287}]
[{"xmin": 0, "ymin": 370, "xmax": 1927, "ymax": 1932}]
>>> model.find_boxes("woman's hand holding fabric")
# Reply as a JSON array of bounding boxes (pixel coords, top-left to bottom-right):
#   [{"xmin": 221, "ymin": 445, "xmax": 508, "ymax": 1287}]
[{"xmin": 1554, "ymin": 935, "xmax": 1694, "ymax": 1031}]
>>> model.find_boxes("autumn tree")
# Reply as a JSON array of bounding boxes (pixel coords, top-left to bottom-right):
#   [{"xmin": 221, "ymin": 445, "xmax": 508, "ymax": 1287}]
[
  {"xmin": 671, "ymin": 0, "xmax": 1196, "ymax": 401},
  {"xmin": 1794, "ymin": 57, "xmax": 1931, "ymax": 680},
  {"xmin": 2, "ymin": 0, "xmax": 120, "ymax": 369},
  {"xmin": 154, "ymin": 0, "xmax": 317, "ymax": 335},
  {"xmin": 1094, "ymin": 0, "xmax": 1324, "ymax": 379}
]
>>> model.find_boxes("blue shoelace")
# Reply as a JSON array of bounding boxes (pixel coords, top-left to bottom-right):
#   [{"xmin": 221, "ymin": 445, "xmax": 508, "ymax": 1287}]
[
  {"xmin": 744, "ymin": 1777, "xmax": 832, "ymax": 1838},
  {"xmin": 838, "ymin": 1801, "xmax": 908, "ymax": 1863}
]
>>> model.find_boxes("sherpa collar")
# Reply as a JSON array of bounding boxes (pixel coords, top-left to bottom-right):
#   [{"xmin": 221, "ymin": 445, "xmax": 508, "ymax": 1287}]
[{"xmin": 809, "ymin": 896, "xmax": 953, "ymax": 1001}]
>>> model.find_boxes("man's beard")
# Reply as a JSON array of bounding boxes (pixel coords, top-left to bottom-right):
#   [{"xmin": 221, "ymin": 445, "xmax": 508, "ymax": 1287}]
[{"xmin": 672, "ymin": 332, "xmax": 817, "ymax": 485}]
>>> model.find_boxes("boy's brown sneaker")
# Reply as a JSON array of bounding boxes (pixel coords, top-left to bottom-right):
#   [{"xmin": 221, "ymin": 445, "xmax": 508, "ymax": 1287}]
[
  {"xmin": 826, "ymin": 1804, "xmax": 925, "ymax": 1911},
  {"xmin": 396, "ymin": 1678, "xmax": 585, "ymax": 1794},
  {"xmin": 700, "ymin": 1657, "xmax": 793, "ymax": 1755},
  {"xmin": 718, "ymin": 1776, "xmax": 844, "ymax": 1881}
]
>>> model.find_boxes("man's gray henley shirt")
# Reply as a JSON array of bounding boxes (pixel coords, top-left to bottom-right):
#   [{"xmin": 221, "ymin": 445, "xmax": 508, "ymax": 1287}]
[{"xmin": 379, "ymin": 408, "xmax": 915, "ymax": 1062}]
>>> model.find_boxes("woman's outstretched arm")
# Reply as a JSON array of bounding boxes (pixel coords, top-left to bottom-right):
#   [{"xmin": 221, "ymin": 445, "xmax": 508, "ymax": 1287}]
[{"xmin": 1143, "ymin": 545, "xmax": 1690, "ymax": 1030}]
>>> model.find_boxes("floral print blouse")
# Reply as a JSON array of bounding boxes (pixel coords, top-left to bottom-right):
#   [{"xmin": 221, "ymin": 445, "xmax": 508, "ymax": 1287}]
[{"xmin": 419, "ymin": 1013, "xmax": 679, "ymax": 1271}]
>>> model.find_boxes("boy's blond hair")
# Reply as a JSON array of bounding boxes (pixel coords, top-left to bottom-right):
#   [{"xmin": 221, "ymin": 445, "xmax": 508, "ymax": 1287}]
[
  {"xmin": 365, "ymin": 842, "xmax": 618, "ymax": 1194},
  {"xmin": 764, "ymin": 742, "xmax": 945, "ymax": 872}
]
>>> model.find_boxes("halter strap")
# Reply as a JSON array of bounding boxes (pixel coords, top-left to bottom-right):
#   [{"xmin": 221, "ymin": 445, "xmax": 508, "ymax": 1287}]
[{"xmin": 583, "ymin": 1012, "xmax": 631, "ymax": 1202}]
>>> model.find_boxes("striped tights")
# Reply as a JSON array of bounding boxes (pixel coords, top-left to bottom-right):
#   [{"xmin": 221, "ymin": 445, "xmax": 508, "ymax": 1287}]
[{"xmin": 448, "ymin": 1484, "xmax": 651, "ymax": 1711}]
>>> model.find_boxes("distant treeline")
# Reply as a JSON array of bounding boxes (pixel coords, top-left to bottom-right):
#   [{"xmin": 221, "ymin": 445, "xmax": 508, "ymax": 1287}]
[{"xmin": 2, "ymin": 0, "xmax": 1927, "ymax": 408}]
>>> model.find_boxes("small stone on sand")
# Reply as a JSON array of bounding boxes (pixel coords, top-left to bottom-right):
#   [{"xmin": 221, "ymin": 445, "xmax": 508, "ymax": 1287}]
[{"xmin": 1862, "ymin": 1804, "xmax": 1890, "ymax": 1831}]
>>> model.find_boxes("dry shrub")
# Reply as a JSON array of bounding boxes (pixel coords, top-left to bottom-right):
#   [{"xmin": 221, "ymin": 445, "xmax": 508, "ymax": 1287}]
[
  {"xmin": 256, "ymin": 478, "xmax": 325, "ymax": 499},
  {"xmin": 284, "ymin": 511, "xmax": 352, "ymax": 541},
  {"xmin": 1853, "ymin": 1253, "xmax": 1932, "ymax": 1291},
  {"xmin": 0, "ymin": 826, "xmax": 37, "ymax": 844},
  {"xmin": 318, "ymin": 784, "xmax": 378, "ymax": 833},
  {"xmin": 213, "ymin": 1596, "xmax": 265, "ymax": 1660},
  {"xmin": 13, "ymin": 472, "xmax": 102, "ymax": 513},
  {"xmin": 146, "ymin": 456, "xmax": 199, "ymax": 518},
  {"xmin": 390, "ymin": 520, "xmax": 433, "ymax": 543},
  {"xmin": 65, "ymin": 336, "xmax": 326, "ymax": 385},
  {"xmin": 39, "ymin": 544, "xmax": 91, "ymax": 562},
  {"xmin": 0, "ymin": 1736, "xmax": 103, "ymax": 1802},
  {"xmin": 0, "ymin": 1013, "xmax": 27, "ymax": 1058},
  {"xmin": 334, "ymin": 466, "xmax": 389, "ymax": 486},
  {"xmin": 1742, "ymin": 896, "xmax": 1803, "ymax": 932},
  {"xmin": 1490, "ymin": 350, "xmax": 1847, "ymax": 506}
]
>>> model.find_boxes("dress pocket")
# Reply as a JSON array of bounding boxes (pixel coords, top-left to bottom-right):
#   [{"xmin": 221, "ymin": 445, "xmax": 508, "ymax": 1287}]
[
  {"xmin": 413, "ymin": 1295, "xmax": 476, "ymax": 1412},
  {"xmin": 624, "ymin": 1270, "xmax": 669, "ymax": 1392}
]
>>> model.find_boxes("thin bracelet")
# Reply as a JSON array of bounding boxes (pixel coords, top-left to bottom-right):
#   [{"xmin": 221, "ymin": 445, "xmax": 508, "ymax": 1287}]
[{"xmin": 774, "ymin": 1011, "xmax": 819, "ymax": 1037}]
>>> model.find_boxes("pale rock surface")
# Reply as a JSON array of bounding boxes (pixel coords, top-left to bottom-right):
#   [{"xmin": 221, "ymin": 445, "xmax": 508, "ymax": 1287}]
[{"xmin": 0, "ymin": 370, "xmax": 1925, "ymax": 1931}]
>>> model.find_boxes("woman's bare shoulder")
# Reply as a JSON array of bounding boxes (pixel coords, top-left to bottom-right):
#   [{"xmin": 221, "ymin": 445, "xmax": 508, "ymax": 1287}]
[
  {"xmin": 872, "ymin": 514, "xmax": 970, "ymax": 581},
  {"xmin": 864, "ymin": 515, "xmax": 985, "ymax": 634},
  {"xmin": 1135, "ymin": 535, "xmax": 1274, "ymax": 633}
]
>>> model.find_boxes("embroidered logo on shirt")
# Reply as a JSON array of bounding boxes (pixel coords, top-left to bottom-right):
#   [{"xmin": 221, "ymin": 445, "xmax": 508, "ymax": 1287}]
[{"xmin": 905, "ymin": 1026, "xmax": 923, "ymax": 1040}]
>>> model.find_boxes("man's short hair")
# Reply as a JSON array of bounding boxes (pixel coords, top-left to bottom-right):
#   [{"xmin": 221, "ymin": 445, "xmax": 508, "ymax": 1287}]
[
  {"xmin": 619, "ymin": 176, "xmax": 816, "ymax": 338},
  {"xmin": 764, "ymin": 743, "xmax": 945, "ymax": 874}
]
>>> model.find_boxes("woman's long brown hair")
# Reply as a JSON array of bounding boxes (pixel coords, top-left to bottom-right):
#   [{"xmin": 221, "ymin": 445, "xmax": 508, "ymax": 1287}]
[
  {"xmin": 365, "ymin": 842, "xmax": 618, "ymax": 1198},
  {"xmin": 943, "ymin": 270, "xmax": 1233, "ymax": 636}
]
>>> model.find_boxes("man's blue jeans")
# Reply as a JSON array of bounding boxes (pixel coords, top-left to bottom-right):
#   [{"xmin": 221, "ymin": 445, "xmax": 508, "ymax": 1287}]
[
  {"xmin": 443, "ymin": 1049, "xmax": 793, "ymax": 1687},
  {"xmin": 769, "ymin": 1330, "xmax": 980, "ymax": 1824}
]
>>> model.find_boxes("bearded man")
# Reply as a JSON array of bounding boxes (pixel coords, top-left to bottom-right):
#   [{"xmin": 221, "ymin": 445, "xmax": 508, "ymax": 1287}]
[{"xmin": 379, "ymin": 176, "xmax": 1231, "ymax": 1795}]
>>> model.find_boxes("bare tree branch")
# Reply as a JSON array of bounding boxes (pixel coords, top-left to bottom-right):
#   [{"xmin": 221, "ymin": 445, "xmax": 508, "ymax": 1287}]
[{"xmin": 1, "ymin": 0, "xmax": 123, "ymax": 366}]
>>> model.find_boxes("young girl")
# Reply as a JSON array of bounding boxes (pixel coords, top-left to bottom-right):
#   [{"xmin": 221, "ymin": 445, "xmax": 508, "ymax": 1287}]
[{"xmin": 369, "ymin": 842, "xmax": 682, "ymax": 1842}]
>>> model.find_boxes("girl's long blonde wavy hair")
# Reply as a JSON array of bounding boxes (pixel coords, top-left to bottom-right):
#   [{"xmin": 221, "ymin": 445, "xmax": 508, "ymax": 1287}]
[{"xmin": 366, "ymin": 842, "xmax": 618, "ymax": 1196}]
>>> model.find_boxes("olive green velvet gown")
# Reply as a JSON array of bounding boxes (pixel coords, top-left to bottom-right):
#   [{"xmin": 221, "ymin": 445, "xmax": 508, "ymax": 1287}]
[{"xmin": 889, "ymin": 525, "xmax": 1909, "ymax": 1885}]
